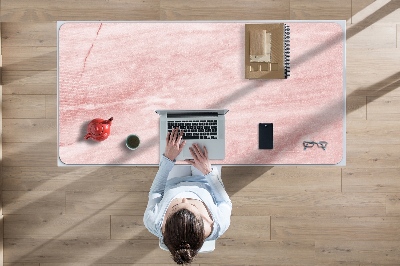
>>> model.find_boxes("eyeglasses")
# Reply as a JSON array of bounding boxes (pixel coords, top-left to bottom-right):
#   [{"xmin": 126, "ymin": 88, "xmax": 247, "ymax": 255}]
[{"xmin": 303, "ymin": 141, "xmax": 328, "ymax": 150}]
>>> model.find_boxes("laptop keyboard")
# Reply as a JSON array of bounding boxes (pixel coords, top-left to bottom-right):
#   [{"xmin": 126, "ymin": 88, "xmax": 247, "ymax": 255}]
[{"xmin": 168, "ymin": 120, "xmax": 218, "ymax": 139}]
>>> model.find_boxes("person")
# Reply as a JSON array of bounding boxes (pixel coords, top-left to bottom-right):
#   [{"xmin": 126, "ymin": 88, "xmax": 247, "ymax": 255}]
[{"xmin": 144, "ymin": 127, "xmax": 232, "ymax": 264}]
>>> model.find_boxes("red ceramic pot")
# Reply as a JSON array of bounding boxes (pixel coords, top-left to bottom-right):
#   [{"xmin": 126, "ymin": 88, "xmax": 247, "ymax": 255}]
[{"xmin": 84, "ymin": 117, "xmax": 113, "ymax": 141}]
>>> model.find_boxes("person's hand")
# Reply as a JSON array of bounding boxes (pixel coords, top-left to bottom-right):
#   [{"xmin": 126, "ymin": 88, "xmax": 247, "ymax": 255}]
[
  {"xmin": 185, "ymin": 144, "xmax": 212, "ymax": 175},
  {"xmin": 164, "ymin": 127, "xmax": 186, "ymax": 161}
]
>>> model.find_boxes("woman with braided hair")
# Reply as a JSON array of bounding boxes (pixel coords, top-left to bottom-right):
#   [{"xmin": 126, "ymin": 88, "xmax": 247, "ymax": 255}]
[{"xmin": 144, "ymin": 128, "xmax": 232, "ymax": 264}]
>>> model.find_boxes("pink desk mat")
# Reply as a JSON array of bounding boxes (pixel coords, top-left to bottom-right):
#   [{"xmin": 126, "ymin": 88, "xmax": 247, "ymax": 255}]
[{"xmin": 58, "ymin": 22, "xmax": 345, "ymax": 165}]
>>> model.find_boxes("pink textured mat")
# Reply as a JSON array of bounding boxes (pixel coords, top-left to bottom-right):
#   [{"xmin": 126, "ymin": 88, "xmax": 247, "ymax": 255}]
[{"xmin": 58, "ymin": 22, "xmax": 345, "ymax": 165}]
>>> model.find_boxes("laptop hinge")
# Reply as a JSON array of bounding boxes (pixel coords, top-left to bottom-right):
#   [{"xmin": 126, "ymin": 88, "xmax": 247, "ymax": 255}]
[{"xmin": 167, "ymin": 112, "xmax": 219, "ymax": 118}]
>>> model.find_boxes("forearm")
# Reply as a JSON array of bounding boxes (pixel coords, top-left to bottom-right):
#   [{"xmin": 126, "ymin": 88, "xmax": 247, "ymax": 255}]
[
  {"xmin": 149, "ymin": 154, "xmax": 175, "ymax": 195},
  {"xmin": 205, "ymin": 167, "xmax": 231, "ymax": 207}
]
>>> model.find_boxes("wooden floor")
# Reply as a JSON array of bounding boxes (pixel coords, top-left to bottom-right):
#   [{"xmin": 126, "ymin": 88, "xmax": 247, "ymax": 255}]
[{"xmin": 1, "ymin": 0, "xmax": 400, "ymax": 265}]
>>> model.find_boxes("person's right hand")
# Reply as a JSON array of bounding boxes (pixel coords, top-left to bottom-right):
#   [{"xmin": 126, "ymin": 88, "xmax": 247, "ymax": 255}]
[{"xmin": 185, "ymin": 144, "xmax": 212, "ymax": 175}]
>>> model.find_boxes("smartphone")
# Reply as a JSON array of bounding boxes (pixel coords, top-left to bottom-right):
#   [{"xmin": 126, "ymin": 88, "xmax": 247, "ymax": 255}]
[{"xmin": 259, "ymin": 123, "xmax": 273, "ymax": 149}]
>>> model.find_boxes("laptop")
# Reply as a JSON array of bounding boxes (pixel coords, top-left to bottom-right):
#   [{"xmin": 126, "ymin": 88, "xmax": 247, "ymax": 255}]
[{"xmin": 155, "ymin": 109, "xmax": 229, "ymax": 160}]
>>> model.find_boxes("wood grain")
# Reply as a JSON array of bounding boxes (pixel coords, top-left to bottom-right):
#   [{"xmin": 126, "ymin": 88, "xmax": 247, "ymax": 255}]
[
  {"xmin": 4, "ymin": 214, "xmax": 110, "ymax": 240},
  {"xmin": 346, "ymin": 96, "xmax": 367, "ymax": 120},
  {"xmin": 0, "ymin": 0, "xmax": 160, "ymax": 21},
  {"xmin": 346, "ymin": 143, "xmax": 400, "ymax": 168},
  {"xmin": 160, "ymin": 0, "xmax": 290, "ymax": 20},
  {"xmin": 290, "ymin": 0, "xmax": 351, "ymax": 20},
  {"xmin": 3, "ymin": 95, "xmax": 46, "ymax": 118},
  {"xmin": 223, "ymin": 166, "xmax": 341, "ymax": 194},
  {"xmin": 111, "ymin": 216, "xmax": 153, "ymax": 240},
  {"xmin": 367, "ymin": 96, "xmax": 400, "ymax": 120},
  {"xmin": 232, "ymin": 192, "xmax": 386, "ymax": 217},
  {"xmin": 347, "ymin": 120, "xmax": 400, "ymax": 145},
  {"xmin": 2, "ymin": 191, "xmax": 65, "ymax": 215},
  {"xmin": 2, "ymin": 119, "xmax": 56, "ymax": 142},
  {"xmin": 2, "ymin": 166, "xmax": 156, "ymax": 192},
  {"xmin": 66, "ymin": 192, "xmax": 148, "ymax": 216},
  {"xmin": 316, "ymin": 240, "xmax": 400, "ymax": 264},
  {"xmin": 1, "ymin": 70, "xmax": 56, "ymax": 95},
  {"xmin": 2, "ymin": 142, "xmax": 57, "ymax": 167},
  {"xmin": 343, "ymin": 168, "xmax": 400, "ymax": 193},
  {"xmin": 386, "ymin": 194, "xmax": 400, "ymax": 216},
  {"xmin": 351, "ymin": 0, "xmax": 376, "ymax": 24},
  {"xmin": 346, "ymin": 49, "xmax": 400, "ymax": 97},
  {"xmin": 2, "ymin": 46, "xmax": 56, "ymax": 71},
  {"xmin": 1, "ymin": 22, "xmax": 56, "ymax": 47},
  {"xmin": 272, "ymin": 216, "xmax": 400, "ymax": 240}
]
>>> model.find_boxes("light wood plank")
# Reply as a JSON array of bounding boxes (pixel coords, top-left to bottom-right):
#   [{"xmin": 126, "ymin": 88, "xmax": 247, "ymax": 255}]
[
  {"xmin": 290, "ymin": 0, "xmax": 351, "ymax": 20},
  {"xmin": 386, "ymin": 194, "xmax": 400, "ymax": 216},
  {"xmin": 111, "ymin": 216, "xmax": 154, "ymax": 240},
  {"xmin": 160, "ymin": 0, "xmax": 290, "ymax": 20},
  {"xmin": 2, "ymin": 46, "xmax": 56, "ymax": 71},
  {"xmin": 223, "ymin": 216, "xmax": 270, "ymax": 240},
  {"xmin": 343, "ymin": 168, "xmax": 400, "ymax": 193},
  {"xmin": 2, "ymin": 166, "xmax": 156, "ymax": 192},
  {"xmin": 45, "ymin": 95, "xmax": 56, "ymax": 118},
  {"xmin": 2, "ymin": 191, "xmax": 65, "ymax": 215},
  {"xmin": 0, "ymin": 0, "xmax": 160, "ymax": 22},
  {"xmin": 232, "ymin": 192, "xmax": 386, "ymax": 217},
  {"xmin": 347, "ymin": 120, "xmax": 400, "ymax": 144},
  {"xmin": 4, "ymin": 214, "xmax": 110, "ymax": 240},
  {"xmin": 2, "ymin": 70, "xmax": 56, "ymax": 95},
  {"xmin": 351, "ymin": 0, "xmax": 400, "ymax": 25},
  {"xmin": 4, "ymin": 263, "xmax": 39, "ymax": 266},
  {"xmin": 223, "ymin": 166, "xmax": 341, "ymax": 194},
  {"xmin": 3, "ymin": 239, "xmax": 166, "ymax": 264},
  {"xmin": 2, "ymin": 119, "xmax": 56, "ymax": 143},
  {"xmin": 66, "ymin": 192, "xmax": 148, "ymax": 216},
  {"xmin": 316, "ymin": 240, "xmax": 400, "ymax": 264},
  {"xmin": 2, "ymin": 142, "xmax": 57, "ymax": 167},
  {"xmin": 3, "ymin": 95, "xmax": 46, "ymax": 118},
  {"xmin": 1, "ymin": 22, "xmax": 56, "ymax": 47},
  {"xmin": 348, "ymin": 1, "xmax": 399, "ymax": 48},
  {"xmin": 4, "ymin": 238, "xmax": 316, "ymax": 265},
  {"xmin": 347, "ymin": 143, "xmax": 400, "ymax": 168},
  {"xmin": 199, "ymin": 239, "xmax": 316, "ymax": 265},
  {"xmin": 347, "ymin": 23, "xmax": 397, "ymax": 49},
  {"xmin": 346, "ymin": 96, "xmax": 366, "ymax": 119},
  {"xmin": 273, "ymin": 216, "xmax": 400, "ymax": 240},
  {"xmin": 2, "ymin": 46, "xmax": 56, "ymax": 58},
  {"xmin": 367, "ymin": 96, "xmax": 400, "ymax": 120},
  {"xmin": 351, "ymin": 0, "xmax": 376, "ymax": 24},
  {"xmin": 346, "ymin": 49, "xmax": 400, "ymax": 97}
]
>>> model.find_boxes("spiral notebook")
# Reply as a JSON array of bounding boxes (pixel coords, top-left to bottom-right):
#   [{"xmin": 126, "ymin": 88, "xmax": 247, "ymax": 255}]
[{"xmin": 245, "ymin": 23, "xmax": 290, "ymax": 79}]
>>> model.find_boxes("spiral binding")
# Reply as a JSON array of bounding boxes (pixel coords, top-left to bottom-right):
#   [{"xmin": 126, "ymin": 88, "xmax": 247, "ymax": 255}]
[{"xmin": 284, "ymin": 24, "xmax": 290, "ymax": 79}]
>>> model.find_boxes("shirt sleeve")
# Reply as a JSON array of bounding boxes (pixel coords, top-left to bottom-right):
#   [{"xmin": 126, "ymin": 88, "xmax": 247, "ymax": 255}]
[
  {"xmin": 143, "ymin": 155, "xmax": 175, "ymax": 237},
  {"xmin": 205, "ymin": 167, "xmax": 232, "ymax": 238}
]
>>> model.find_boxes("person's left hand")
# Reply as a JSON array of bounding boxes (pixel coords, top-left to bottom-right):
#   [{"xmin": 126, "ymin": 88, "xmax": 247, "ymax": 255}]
[{"xmin": 164, "ymin": 127, "xmax": 186, "ymax": 161}]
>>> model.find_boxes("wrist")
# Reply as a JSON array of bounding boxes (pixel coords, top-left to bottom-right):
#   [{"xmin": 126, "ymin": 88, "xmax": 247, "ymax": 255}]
[
  {"xmin": 202, "ymin": 167, "xmax": 212, "ymax": 175},
  {"xmin": 163, "ymin": 154, "xmax": 176, "ymax": 162}
]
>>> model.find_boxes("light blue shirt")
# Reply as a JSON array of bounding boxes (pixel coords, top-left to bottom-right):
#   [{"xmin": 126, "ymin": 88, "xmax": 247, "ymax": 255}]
[{"xmin": 144, "ymin": 155, "xmax": 232, "ymax": 241}]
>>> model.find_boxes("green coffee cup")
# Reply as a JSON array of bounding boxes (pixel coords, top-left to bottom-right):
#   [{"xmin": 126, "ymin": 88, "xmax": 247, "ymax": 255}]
[{"xmin": 126, "ymin": 134, "xmax": 140, "ymax": 150}]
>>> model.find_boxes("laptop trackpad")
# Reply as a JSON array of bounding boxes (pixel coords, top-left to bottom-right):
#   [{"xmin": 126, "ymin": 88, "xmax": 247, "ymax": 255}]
[{"xmin": 180, "ymin": 140, "xmax": 224, "ymax": 160}]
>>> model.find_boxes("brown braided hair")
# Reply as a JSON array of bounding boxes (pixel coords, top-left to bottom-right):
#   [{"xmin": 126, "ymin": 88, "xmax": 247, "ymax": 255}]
[{"xmin": 163, "ymin": 208, "xmax": 206, "ymax": 264}]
